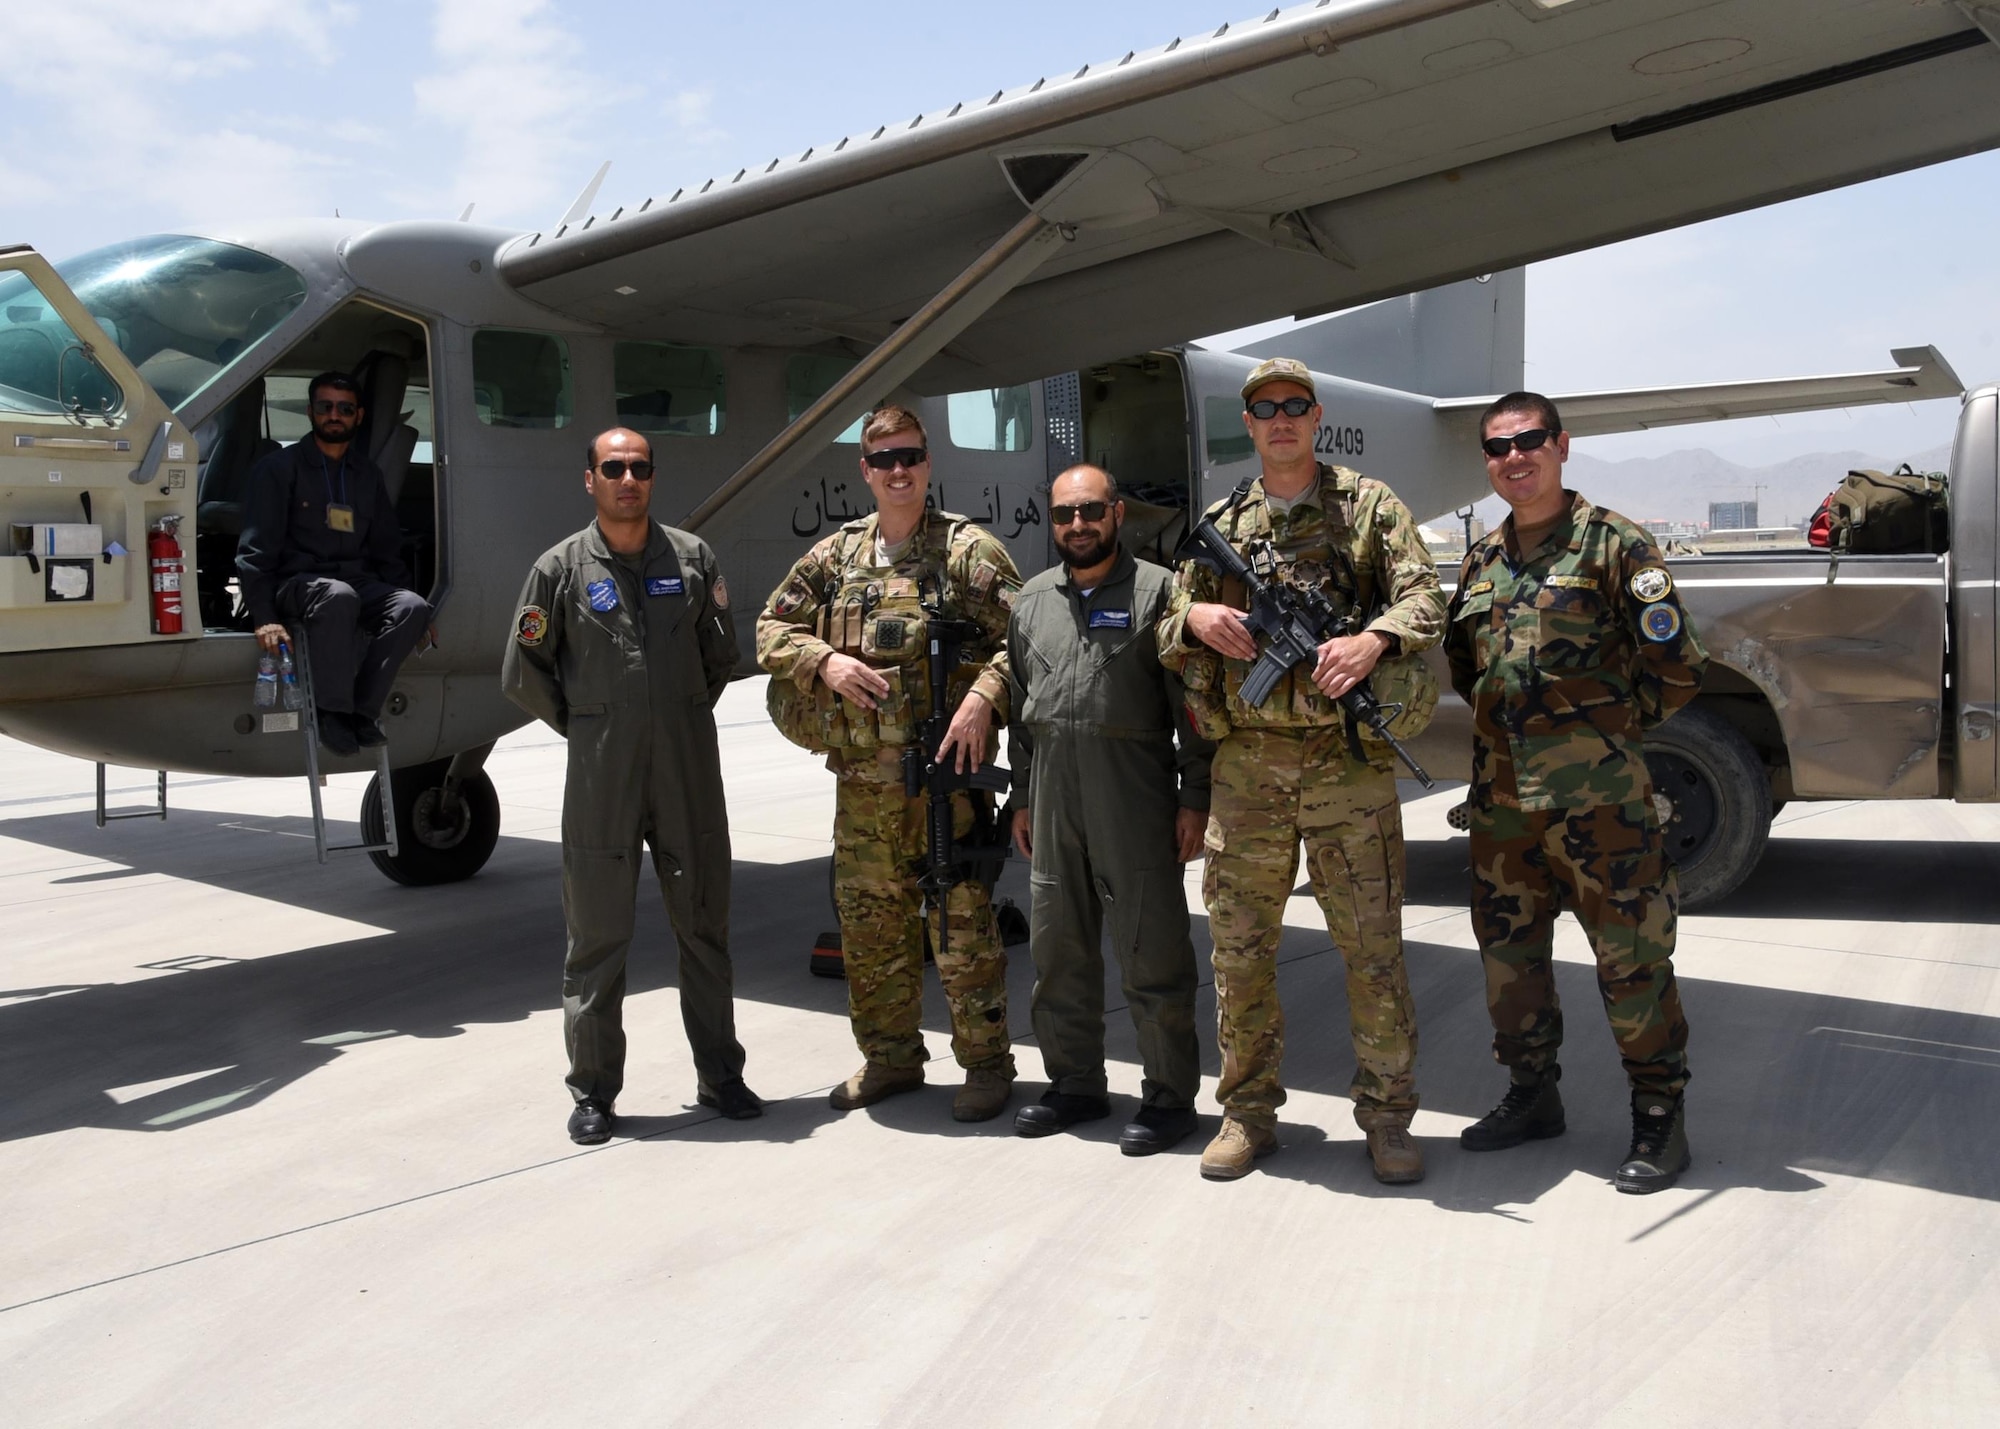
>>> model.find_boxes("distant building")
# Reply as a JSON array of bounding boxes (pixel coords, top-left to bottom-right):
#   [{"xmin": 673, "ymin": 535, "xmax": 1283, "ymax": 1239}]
[
  {"xmin": 1643, "ymin": 518, "xmax": 1702, "ymax": 541},
  {"xmin": 1709, "ymin": 500, "xmax": 1758, "ymax": 531}
]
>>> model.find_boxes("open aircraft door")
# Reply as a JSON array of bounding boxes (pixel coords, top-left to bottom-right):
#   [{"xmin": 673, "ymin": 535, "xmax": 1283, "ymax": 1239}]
[{"xmin": 0, "ymin": 246, "xmax": 198, "ymax": 656}]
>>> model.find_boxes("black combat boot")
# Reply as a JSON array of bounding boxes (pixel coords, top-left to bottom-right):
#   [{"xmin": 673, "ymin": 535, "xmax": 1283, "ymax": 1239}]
[
  {"xmin": 1615, "ymin": 1091, "xmax": 1690, "ymax": 1194},
  {"xmin": 1460, "ymin": 1068, "xmax": 1566, "ymax": 1151}
]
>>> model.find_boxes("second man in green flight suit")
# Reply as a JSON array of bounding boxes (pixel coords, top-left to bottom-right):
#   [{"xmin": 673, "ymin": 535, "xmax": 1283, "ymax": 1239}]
[{"xmin": 1006, "ymin": 464, "xmax": 1213, "ymax": 1156}]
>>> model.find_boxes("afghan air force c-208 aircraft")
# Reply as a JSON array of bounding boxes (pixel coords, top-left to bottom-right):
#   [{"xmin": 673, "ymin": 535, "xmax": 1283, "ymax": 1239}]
[{"xmin": 2, "ymin": 0, "xmax": 1995, "ymax": 885}]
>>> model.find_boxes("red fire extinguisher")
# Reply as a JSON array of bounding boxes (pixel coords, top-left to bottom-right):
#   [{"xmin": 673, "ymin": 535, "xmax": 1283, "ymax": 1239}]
[{"xmin": 149, "ymin": 514, "xmax": 184, "ymax": 636}]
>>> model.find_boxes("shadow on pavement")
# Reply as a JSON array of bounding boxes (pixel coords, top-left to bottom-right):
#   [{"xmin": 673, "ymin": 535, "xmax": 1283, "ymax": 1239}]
[{"xmin": 4, "ymin": 805, "xmax": 1998, "ymax": 1211}]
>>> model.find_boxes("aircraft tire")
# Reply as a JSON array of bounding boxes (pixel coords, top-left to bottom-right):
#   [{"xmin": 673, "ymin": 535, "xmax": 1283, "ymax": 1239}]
[
  {"xmin": 1644, "ymin": 702, "xmax": 1771, "ymax": 910},
  {"xmin": 360, "ymin": 759, "xmax": 502, "ymax": 887}
]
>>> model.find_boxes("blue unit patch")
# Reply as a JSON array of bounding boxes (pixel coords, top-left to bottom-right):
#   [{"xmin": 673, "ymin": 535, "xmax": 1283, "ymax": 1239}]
[
  {"xmin": 586, "ymin": 578, "xmax": 619, "ymax": 613},
  {"xmin": 646, "ymin": 576, "xmax": 685, "ymax": 597},
  {"xmin": 1642, "ymin": 602, "xmax": 1682, "ymax": 643},
  {"xmin": 1087, "ymin": 609, "xmax": 1132, "ymax": 629}
]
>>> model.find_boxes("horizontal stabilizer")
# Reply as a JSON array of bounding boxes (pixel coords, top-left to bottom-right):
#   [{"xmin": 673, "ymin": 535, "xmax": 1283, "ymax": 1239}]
[{"xmin": 1433, "ymin": 347, "xmax": 1965, "ymax": 439}]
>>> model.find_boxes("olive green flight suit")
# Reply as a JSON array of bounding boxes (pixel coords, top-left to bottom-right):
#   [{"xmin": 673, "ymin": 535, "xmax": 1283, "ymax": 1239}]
[
  {"xmin": 502, "ymin": 519, "xmax": 747, "ymax": 1106},
  {"xmin": 1007, "ymin": 547, "xmax": 1211, "ymax": 1109}
]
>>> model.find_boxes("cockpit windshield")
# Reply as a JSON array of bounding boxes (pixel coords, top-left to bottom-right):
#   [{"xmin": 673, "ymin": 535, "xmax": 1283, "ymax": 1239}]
[{"xmin": 52, "ymin": 235, "xmax": 308, "ymax": 413}]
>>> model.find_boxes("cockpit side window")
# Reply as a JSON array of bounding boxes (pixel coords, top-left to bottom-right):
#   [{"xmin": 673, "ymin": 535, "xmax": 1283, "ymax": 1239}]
[{"xmin": 0, "ymin": 269, "xmax": 125, "ymax": 422}]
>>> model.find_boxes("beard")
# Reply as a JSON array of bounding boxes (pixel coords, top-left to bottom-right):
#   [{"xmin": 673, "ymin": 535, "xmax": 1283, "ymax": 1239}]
[
  {"xmin": 1059, "ymin": 528, "xmax": 1116, "ymax": 570},
  {"xmin": 311, "ymin": 415, "xmax": 357, "ymax": 447}
]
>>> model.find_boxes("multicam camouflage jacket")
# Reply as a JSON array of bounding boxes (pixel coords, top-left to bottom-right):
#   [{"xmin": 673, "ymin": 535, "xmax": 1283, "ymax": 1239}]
[
  {"xmin": 1157, "ymin": 463, "xmax": 1446, "ymax": 738},
  {"xmin": 755, "ymin": 510, "xmax": 1017, "ymax": 753},
  {"xmin": 1443, "ymin": 491, "xmax": 1707, "ymax": 813}
]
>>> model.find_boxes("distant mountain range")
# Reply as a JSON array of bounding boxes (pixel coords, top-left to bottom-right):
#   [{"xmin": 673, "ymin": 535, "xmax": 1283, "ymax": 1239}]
[{"xmin": 1543, "ymin": 442, "xmax": 1956, "ymax": 528}]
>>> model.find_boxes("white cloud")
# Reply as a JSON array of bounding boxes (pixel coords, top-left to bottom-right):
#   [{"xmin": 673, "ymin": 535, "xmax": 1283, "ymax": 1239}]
[
  {"xmin": 413, "ymin": 0, "xmax": 622, "ymax": 227},
  {"xmin": 6, "ymin": 1, "xmax": 357, "ymax": 246}
]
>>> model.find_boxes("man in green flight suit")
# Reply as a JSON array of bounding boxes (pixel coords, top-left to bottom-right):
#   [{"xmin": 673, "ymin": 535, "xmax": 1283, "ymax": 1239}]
[
  {"xmin": 503, "ymin": 427, "xmax": 759, "ymax": 1145},
  {"xmin": 1444, "ymin": 391, "xmax": 1705, "ymax": 1194},
  {"xmin": 1006, "ymin": 463, "xmax": 1212, "ymax": 1156},
  {"xmin": 756, "ymin": 405, "xmax": 1021, "ymax": 1123},
  {"xmin": 1159, "ymin": 357, "xmax": 1446, "ymax": 1184}
]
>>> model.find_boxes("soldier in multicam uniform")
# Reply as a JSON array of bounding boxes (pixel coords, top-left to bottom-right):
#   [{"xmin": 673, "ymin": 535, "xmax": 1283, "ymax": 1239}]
[
  {"xmin": 1444, "ymin": 391, "xmax": 1706, "ymax": 1194},
  {"xmin": 756, "ymin": 405, "xmax": 1021, "ymax": 1123},
  {"xmin": 1159, "ymin": 357, "xmax": 1446, "ymax": 1183}
]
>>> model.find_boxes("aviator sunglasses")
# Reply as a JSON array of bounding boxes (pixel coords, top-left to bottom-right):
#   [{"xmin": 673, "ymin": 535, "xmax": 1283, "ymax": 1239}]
[
  {"xmin": 863, "ymin": 446, "xmax": 928, "ymax": 471},
  {"xmin": 1481, "ymin": 427, "xmax": 1556, "ymax": 459},
  {"xmin": 1246, "ymin": 395, "xmax": 1315, "ymax": 420},
  {"xmin": 1050, "ymin": 501, "xmax": 1111, "ymax": 525},
  {"xmin": 311, "ymin": 399, "xmax": 360, "ymax": 417},
  {"xmin": 597, "ymin": 459, "xmax": 655, "ymax": 481}
]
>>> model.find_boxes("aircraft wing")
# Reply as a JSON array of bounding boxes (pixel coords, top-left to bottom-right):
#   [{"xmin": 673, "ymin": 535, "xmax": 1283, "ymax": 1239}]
[
  {"xmin": 1432, "ymin": 345, "xmax": 1968, "ymax": 439},
  {"xmin": 496, "ymin": 0, "xmax": 2000, "ymax": 395}
]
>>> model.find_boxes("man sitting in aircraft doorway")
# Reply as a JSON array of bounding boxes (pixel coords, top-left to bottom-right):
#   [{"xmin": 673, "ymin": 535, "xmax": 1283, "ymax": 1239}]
[{"xmin": 237, "ymin": 370, "xmax": 430, "ymax": 755}]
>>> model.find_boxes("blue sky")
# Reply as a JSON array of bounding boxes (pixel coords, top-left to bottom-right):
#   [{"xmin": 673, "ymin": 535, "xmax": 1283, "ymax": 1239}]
[{"xmin": 7, "ymin": 0, "xmax": 1996, "ymax": 465}]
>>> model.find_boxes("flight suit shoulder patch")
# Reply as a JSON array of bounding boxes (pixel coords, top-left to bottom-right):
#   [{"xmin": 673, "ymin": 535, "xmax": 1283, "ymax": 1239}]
[
  {"xmin": 1629, "ymin": 566, "xmax": 1673, "ymax": 603},
  {"xmin": 711, "ymin": 575, "xmax": 729, "ymax": 609},
  {"xmin": 1642, "ymin": 602, "xmax": 1683, "ymax": 642},
  {"xmin": 516, "ymin": 605, "xmax": 548, "ymax": 645}
]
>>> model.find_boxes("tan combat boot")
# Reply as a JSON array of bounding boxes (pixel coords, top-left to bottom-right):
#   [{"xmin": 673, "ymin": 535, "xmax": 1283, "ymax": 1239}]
[
  {"xmin": 1199, "ymin": 1117, "xmax": 1277, "ymax": 1180},
  {"xmin": 952, "ymin": 1066, "xmax": 1015, "ymax": 1122},
  {"xmin": 829, "ymin": 1062, "xmax": 924, "ymax": 1111},
  {"xmin": 1364, "ymin": 1124, "xmax": 1425, "ymax": 1184}
]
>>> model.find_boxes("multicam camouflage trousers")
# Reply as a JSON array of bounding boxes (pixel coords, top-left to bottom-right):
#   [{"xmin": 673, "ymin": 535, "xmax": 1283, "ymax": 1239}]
[
  {"xmin": 832, "ymin": 752, "xmax": 1015, "ymax": 1076},
  {"xmin": 1202, "ymin": 727, "xmax": 1417, "ymax": 1130},
  {"xmin": 1468, "ymin": 799, "xmax": 1690, "ymax": 1098}
]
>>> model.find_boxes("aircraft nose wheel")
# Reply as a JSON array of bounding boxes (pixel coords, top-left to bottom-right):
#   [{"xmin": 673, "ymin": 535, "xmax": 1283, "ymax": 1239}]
[{"xmin": 360, "ymin": 757, "xmax": 501, "ymax": 886}]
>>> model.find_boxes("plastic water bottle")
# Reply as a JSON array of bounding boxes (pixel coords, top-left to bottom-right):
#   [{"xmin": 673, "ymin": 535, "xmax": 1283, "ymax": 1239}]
[
  {"xmin": 278, "ymin": 644, "xmax": 304, "ymax": 711},
  {"xmin": 254, "ymin": 654, "xmax": 278, "ymax": 708}
]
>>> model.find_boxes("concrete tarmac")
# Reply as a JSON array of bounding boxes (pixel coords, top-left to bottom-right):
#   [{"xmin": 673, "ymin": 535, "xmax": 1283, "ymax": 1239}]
[{"xmin": 2, "ymin": 677, "xmax": 1997, "ymax": 1425}]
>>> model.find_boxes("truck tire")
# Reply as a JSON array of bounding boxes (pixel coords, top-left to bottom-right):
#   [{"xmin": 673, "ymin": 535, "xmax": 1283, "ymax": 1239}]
[
  {"xmin": 360, "ymin": 758, "xmax": 502, "ymax": 886},
  {"xmin": 1644, "ymin": 703, "xmax": 1771, "ymax": 909}
]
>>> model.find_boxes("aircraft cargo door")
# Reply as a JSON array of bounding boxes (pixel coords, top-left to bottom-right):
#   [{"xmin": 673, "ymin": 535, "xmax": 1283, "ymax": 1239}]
[
  {"xmin": 0, "ymin": 247, "xmax": 197, "ymax": 655},
  {"xmin": 1075, "ymin": 352, "xmax": 1196, "ymax": 565}
]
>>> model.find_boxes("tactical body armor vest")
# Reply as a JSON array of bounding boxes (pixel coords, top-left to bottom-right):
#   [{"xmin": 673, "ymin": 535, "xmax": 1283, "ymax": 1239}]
[
  {"xmin": 768, "ymin": 514, "xmax": 993, "ymax": 753},
  {"xmin": 1179, "ymin": 465, "xmax": 1437, "ymax": 746}
]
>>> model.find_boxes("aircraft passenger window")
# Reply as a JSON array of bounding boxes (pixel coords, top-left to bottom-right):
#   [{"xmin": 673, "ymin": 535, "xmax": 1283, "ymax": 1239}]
[
  {"xmin": 614, "ymin": 342, "xmax": 724, "ymax": 437},
  {"xmin": 1203, "ymin": 395, "xmax": 1255, "ymax": 467},
  {"xmin": 785, "ymin": 354, "xmax": 864, "ymax": 444},
  {"xmin": 471, "ymin": 329, "xmax": 572, "ymax": 429},
  {"xmin": 946, "ymin": 386, "xmax": 1033, "ymax": 452},
  {"xmin": 0, "ymin": 270, "xmax": 125, "ymax": 422}
]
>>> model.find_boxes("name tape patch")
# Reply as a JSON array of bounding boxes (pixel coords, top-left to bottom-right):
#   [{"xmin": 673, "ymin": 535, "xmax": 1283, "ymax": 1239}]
[
  {"xmin": 1088, "ymin": 609, "xmax": 1133, "ymax": 629},
  {"xmin": 1545, "ymin": 575, "xmax": 1597, "ymax": 591},
  {"xmin": 586, "ymin": 578, "xmax": 619, "ymax": 613},
  {"xmin": 1642, "ymin": 603, "xmax": 1683, "ymax": 643},
  {"xmin": 646, "ymin": 576, "xmax": 684, "ymax": 597}
]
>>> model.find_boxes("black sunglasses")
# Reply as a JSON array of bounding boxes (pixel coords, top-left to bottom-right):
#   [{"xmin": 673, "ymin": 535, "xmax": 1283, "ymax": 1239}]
[
  {"xmin": 1481, "ymin": 428, "xmax": 1556, "ymax": 458},
  {"xmin": 863, "ymin": 446, "xmax": 928, "ymax": 471},
  {"xmin": 1246, "ymin": 396, "xmax": 1315, "ymax": 419},
  {"xmin": 597, "ymin": 459, "xmax": 655, "ymax": 481},
  {"xmin": 311, "ymin": 400, "xmax": 359, "ymax": 417},
  {"xmin": 1050, "ymin": 501, "xmax": 1111, "ymax": 526}
]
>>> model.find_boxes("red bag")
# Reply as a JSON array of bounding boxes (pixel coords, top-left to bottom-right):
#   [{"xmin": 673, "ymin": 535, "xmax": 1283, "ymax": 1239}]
[{"xmin": 1807, "ymin": 492, "xmax": 1834, "ymax": 549}]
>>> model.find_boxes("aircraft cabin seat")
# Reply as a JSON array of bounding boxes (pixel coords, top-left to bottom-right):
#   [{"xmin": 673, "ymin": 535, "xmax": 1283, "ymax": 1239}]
[
  {"xmin": 352, "ymin": 349, "xmax": 421, "ymax": 504},
  {"xmin": 192, "ymin": 376, "xmax": 278, "ymax": 627}
]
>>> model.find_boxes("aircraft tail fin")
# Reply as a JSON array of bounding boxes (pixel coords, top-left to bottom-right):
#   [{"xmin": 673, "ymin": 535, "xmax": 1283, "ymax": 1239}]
[{"xmin": 1235, "ymin": 269, "xmax": 1525, "ymax": 398}]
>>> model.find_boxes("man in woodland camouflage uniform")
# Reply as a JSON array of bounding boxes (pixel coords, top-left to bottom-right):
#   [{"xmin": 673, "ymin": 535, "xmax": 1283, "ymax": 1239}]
[
  {"xmin": 1444, "ymin": 391, "xmax": 1705, "ymax": 1194},
  {"xmin": 1159, "ymin": 357, "xmax": 1445, "ymax": 1184},
  {"xmin": 756, "ymin": 405, "xmax": 1021, "ymax": 1123}
]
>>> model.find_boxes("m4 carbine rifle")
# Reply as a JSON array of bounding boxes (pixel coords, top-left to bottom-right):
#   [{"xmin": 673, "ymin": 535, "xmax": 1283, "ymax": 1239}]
[
  {"xmin": 900, "ymin": 579, "xmax": 1013, "ymax": 958},
  {"xmin": 1176, "ymin": 507, "xmax": 1434, "ymax": 787}
]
